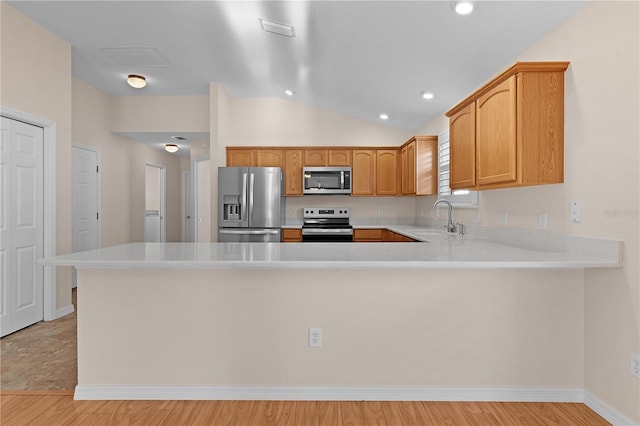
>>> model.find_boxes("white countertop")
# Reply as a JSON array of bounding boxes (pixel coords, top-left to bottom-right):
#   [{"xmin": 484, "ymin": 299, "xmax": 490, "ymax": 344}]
[{"xmin": 39, "ymin": 226, "xmax": 622, "ymax": 270}]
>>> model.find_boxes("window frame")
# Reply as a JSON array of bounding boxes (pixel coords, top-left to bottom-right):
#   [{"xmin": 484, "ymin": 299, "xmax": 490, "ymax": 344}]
[{"xmin": 437, "ymin": 129, "xmax": 478, "ymax": 207}]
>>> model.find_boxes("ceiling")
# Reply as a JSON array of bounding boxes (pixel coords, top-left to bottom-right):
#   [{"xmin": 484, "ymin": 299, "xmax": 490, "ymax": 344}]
[{"xmin": 9, "ymin": 0, "xmax": 586, "ymax": 138}]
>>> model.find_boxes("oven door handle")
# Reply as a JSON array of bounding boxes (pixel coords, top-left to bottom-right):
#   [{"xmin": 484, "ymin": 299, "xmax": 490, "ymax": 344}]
[{"xmin": 301, "ymin": 228, "xmax": 354, "ymax": 235}]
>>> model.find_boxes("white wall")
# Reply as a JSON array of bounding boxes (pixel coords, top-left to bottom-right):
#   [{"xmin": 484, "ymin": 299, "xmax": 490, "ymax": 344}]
[
  {"xmin": 72, "ymin": 79, "xmax": 184, "ymax": 244},
  {"xmin": 1, "ymin": 2, "xmax": 73, "ymax": 309},
  {"xmin": 417, "ymin": 2, "xmax": 639, "ymax": 421}
]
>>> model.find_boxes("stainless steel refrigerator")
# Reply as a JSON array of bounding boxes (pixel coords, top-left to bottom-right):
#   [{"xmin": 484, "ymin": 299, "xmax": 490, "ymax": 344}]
[{"xmin": 218, "ymin": 167, "xmax": 284, "ymax": 242}]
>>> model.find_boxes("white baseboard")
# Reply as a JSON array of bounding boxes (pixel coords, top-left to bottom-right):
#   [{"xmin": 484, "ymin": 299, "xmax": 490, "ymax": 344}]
[
  {"xmin": 584, "ymin": 391, "xmax": 638, "ymax": 426},
  {"xmin": 74, "ymin": 385, "xmax": 583, "ymax": 402},
  {"xmin": 53, "ymin": 304, "xmax": 75, "ymax": 320}
]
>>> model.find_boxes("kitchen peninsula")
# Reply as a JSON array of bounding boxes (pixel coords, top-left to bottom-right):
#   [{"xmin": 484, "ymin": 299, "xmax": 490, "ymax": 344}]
[{"xmin": 41, "ymin": 229, "xmax": 621, "ymax": 401}]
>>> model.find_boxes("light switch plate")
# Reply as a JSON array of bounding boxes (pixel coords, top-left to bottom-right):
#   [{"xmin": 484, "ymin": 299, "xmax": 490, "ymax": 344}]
[{"xmin": 571, "ymin": 202, "xmax": 582, "ymax": 223}]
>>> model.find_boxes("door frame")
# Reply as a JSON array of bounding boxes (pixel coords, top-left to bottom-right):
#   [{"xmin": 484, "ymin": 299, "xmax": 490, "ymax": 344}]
[
  {"xmin": 192, "ymin": 156, "xmax": 209, "ymax": 243},
  {"xmin": 1, "ymin": 106, "xmax": 58, "ymax": 321},
  {"xmin": 72, "ymin": 143, "xmax": 101, "ymax": 249},
  {"xmin": 182, "ymin": 170, "xmax": 192, "ymax": 242},
  {"xmin": 144, "ymin": 162, "xmax": 166, "ymax": 242}
]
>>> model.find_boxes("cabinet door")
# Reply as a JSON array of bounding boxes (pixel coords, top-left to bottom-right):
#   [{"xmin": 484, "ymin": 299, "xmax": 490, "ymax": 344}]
[
  {"xmin": 304, "ymin": 149, "xmax": 328, "ymax": 166},
  {"xmin": 449, "ymin": 103, "xmax": 476, "ymax": 189},
  {"xmin": 256, "ymin": 149, "xmax": 284, "ymax": 168},
  {"xmin": 284, "ymin": 150, "xmax": 303, "ymax": 196},
  {"xmin": 281, "ymin": 228, "xmax": 302, "ymax": 242},
  {"xmin": 226, "ymin": 149, "xmax": 255, "ymax": 167},
  {"xmin": 415, "ymin": 136, "xmax": 438, "ymax": 196},
  {"xmin": 400, "ymin": 141, "xmax": 416, "ymax": 195},
  {"xmin": 476, "ymin": 76, "xmax": 517, "ymax": 186},
  {"xmin": 328, "ymin": 149, "xmax": 352, "ymax": 166},
  {"xmin": 354, "ymin": 229, "xmax": 383, "ymax": 242},
  {"xmin": 352, "ymin": 150, "xmax": 376, "ymax": 196},
  {"xmin": 376, "ymin": 149, "xmax": 399, "ymax": 196}
]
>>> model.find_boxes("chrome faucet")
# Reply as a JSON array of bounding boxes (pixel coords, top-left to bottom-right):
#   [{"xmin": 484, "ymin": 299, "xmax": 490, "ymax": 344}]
[{"xmin": 432, "ymin": 199, "xmax": 456, "ymax": 233}]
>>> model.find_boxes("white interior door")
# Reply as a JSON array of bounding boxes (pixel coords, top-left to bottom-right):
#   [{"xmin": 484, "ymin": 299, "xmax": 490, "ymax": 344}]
[
  {"xmin": 145, "ymin": 164, "xmax": 165, "ymax": 242},
  {"xmin": 1, "ymin": 116, "xmax": 44, "ymax": 337},
  {"xmin": 182, "ymin": 170, "xmax": 192, "ymax": 242},
  {"xmin": 72, "ymin": 145, "xmax": 99, "ymax": 253}
]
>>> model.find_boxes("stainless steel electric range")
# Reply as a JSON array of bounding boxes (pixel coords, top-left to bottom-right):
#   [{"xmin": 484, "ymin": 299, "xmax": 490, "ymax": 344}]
[{"xmin": 301, "ymin": 207, "xmax": 353, "ymax": 242}]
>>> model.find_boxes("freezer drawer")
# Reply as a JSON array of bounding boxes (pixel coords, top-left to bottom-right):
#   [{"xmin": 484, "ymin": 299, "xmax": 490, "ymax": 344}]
[{"xmin": 218, "ymin": 228, "xmax": 281, "ymax": 242}]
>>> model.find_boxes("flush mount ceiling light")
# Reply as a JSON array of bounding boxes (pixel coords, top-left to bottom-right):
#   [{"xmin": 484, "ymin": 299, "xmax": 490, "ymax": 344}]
[
  {"xmin": 260, "ymin": 18, "xmax": 295, "ymax": 37},
  {"xmin": 422, "ymin": 91, "xmax": 435, "ymax": 100},
  {"xmin": 284, "ymin": 89, "xmax": 294, "ymax": 96},
  {"xmin": 379, "ymin": 114, "xmax": 389, "ymax": 120},
  {"xmin": 127, "ymin": 74, "xmax": 146, "ymax": 89},
  {"xmin": 165, "ymin": 144, "xmax": 178, "ymax": 153},
  {"xmin": 453, "ymin": 1, "xmax": 474, "ymax": 15}
]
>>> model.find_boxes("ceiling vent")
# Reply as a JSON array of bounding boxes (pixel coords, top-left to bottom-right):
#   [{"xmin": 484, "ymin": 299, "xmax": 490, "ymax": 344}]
[
  {"xmin": 100, "ymin": 47, "xmax": 173, "ymax": 67},
  {"xmin": 259, "ymin": 18, "xmax": 295, "ymax": 37}
]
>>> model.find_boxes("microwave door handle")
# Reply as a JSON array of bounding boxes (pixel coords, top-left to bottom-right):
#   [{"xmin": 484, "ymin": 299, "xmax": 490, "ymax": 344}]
[
  {"xmin": 241, "ymin": 173, "xmax": 248, "ymax": 220},
  {"xmin": 249, "ymin": 173, "xmax": 255, "ymax": 221},
  {"xmin": 340, "ymin": 171, "xmax": 344, "ymax": 190}
]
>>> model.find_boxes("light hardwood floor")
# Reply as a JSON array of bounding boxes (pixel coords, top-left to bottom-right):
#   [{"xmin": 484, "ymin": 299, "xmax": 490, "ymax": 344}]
[{"xmin": 0, "ymin": 392, "xmax": 610, "ymax": 425}]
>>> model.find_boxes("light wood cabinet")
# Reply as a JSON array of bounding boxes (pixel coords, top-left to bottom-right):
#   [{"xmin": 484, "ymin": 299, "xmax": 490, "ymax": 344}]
[
  {"xmin": 328, "ymin": 149, "xmax": 352, "ymax": 166},
  {"xmin": 400, "ymin": 142, "xmax": 415, "ymax": 195},
  {"xmin": 255, "ymin": 149, "xmax": 284, "ymax": 168},
  {"xmin": 352, "ymin": 150, "xmax": 376, "ymax": 196},
  {"xmin": 353, "ymin": 229, "xmax": 383, "ymax": 242},
  {"xmin": 446, "ymin": 62, "xmax": 568, "ymax": 190},
  {"xmin": 376, "ymin": 149, "xmax": 399, "ymax": 196},
  {"xmin": 355, "ymin": 228, "xmax": 416, "ymax": 242},
  {"xmin": 304, "ymin": 149, "xmax": 328, "ymax": 166},
  {"xmin": 400, "ymin": 136, "xmax": 438, "ymax": 195},
  {"xmin": 281, "ymin": 228, "xmax": 302, "ymax": 242},
  {"xmin": 449, "ymin": 103, "xmax": 476, "ymax": 189},
  {"xmin": 226, "ymin": 148, "xmax": 255, "ymax": 167},
  {"xmin": 284, "ymin": 150, "xmax": 303, "ymax": 196}
]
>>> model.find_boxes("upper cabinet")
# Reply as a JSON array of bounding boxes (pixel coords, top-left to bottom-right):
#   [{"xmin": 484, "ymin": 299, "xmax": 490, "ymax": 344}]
[
  {"xmin": 255, "ymin": 149, "xmax": 284, "ymax": 169},
  {"xmin": 448, "ymin": 103, "xmax": 476, "ymax": 190},
  {"xmin": 352, "ymin": 149, "xmax": 377, "ymax": 196},
  {"xmin": 400, "ymin": 136, "xmax": 438, "ymax": 196},
  {"xmin": 304, "ymin": 149, "xmax": 328, "ymax": 166},
  {"xmin": 445, "ymin": 62, "xmax": 569, "ymax": 190},
  {"xmin": 227, "ymin": 148, "xmax": 255, "ymax": 167},
  {"xmin": 328, "ymin": 149, "xmax": 352, "ymax": 166},
  {"xmin": 376, "ymin": 149, "xmax": 399, "ymax": 196},
  {"xmin": 226, "ymin": 140, "xmax": 436, "ymax": 198}
]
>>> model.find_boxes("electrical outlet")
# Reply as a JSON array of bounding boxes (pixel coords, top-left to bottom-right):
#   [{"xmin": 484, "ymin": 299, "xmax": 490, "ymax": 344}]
[
  {"xmin": 571, "ymin": 202, "xmax": 582, "ymax": 223},
  {"xmin": 377, "ymin": 209, "xmax": 384, "ymax": 216},
  {"xmin": 309, "ymin": 327, "xmax": 321, "ymax": 348},
  {"xmin": 538, "ymin": 213, "xmax": 548, "ymax": 230},
  {"xmin": 631, "ymin": 353, "xmax": 640, "ymax": 379},
  {"xmin": 290, "ymin": 207, "xmax": 296, "ymax": 217},
  {"xmin": 501, "ymin": 211, "xmax": 509, "ymax": 225}
]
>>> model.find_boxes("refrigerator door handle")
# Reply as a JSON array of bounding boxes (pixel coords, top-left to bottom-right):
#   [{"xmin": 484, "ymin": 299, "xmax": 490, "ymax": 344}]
[
  {"xmin": 219, "ymin": 229, "xmax": 279, "ymax": 235},
  {"xmin": 241, "ymin": 173, "xmax": 248, "ymax": 221},
  {"xmin": 249, "ymin": 173, "xmax": 255, "ymax": 221}
]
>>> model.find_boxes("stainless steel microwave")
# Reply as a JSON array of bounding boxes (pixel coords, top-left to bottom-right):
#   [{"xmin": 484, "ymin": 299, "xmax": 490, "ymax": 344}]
[{"xmin": 303, "ymin": 167, "xmax": 351, "ymax": 195}]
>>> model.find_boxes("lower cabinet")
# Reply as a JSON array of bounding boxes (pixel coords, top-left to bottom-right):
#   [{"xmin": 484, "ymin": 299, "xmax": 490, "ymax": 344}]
[
  {"xmin": 353, "ymin": 229, "xmax": 416, "ymax": 242},
  {"xmin": 281, "ymin": 228, "xmax": 302, "ymax": 242}
]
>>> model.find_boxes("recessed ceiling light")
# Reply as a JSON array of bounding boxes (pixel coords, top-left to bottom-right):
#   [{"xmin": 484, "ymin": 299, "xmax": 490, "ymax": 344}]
[
  {"xmin": 379, "ymin": 114, "xmax": 389, "ymax": 120},
  {"xmin": 127, "ymin": 74, "xmax": 146, "ymax": 89},
  {"xmin": 422, "ymin": 92, "xmax": 435, "ymax": 100},
  {"xmin": 165, "ymin": 144, "xmax": 178, "ymax": 153},
  {"xmin": 284, "ymin": 89, "xmax": 294, "ymax": 96},
  {"xmin": 171, "ymin": 135, "xmax": 186, "ymax": 141},
  {"xmin": 454, "ymin": 1, "xmax": 474, "ymax": 15},
  {"xmin": 260, "ymin": 18, "xmax": 295, "ymax": 37}
]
